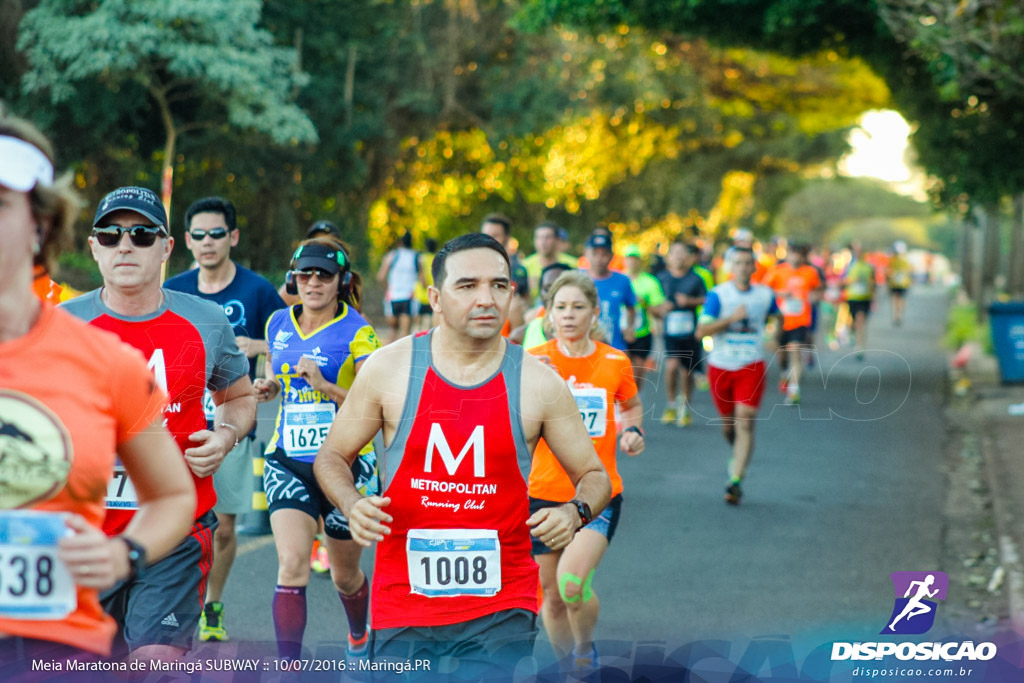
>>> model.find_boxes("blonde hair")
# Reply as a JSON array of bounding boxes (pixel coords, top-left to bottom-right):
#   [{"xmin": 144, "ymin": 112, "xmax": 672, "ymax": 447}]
[
  {"xmin": 0, "ymin": 112, "xmax": 82, "ymax": 271},
  {"xmin": 543, "ymin": 270, "xmax": 606, "ymax": 341}
]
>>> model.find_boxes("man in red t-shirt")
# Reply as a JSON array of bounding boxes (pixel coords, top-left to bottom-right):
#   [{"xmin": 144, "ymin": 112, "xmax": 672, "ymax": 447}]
[
  {"xmin": 316, "ymin": 233, "xmax": 610, "ymax": 677},
  {"xmin": 63, "ymin": 186, "xmax": 255, "ymax": 663},
  {"xmin": 762, "ymin": 244, "xmax": 822, "ymax": 404}
]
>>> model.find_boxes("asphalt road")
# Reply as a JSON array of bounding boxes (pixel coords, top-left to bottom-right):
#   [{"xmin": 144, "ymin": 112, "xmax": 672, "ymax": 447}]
[{"xmin": 197, "ymin": 285, "xmax": 955, "ymax": 677}]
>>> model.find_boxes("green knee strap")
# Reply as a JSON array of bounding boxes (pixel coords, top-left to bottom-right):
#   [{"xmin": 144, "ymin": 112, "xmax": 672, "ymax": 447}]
[{"xmin": 558, "ymin": 570, "xmax": 596, "ymax": 603}]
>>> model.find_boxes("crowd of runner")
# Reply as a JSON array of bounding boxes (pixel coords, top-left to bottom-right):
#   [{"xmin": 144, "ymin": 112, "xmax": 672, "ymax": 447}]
[{"xmin": 1, "ymin": 112, "xmax": 928, "ymax": 680}]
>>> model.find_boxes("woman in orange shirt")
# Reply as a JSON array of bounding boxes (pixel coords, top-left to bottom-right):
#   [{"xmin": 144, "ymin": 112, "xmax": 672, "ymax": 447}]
[
  {"xmin": 0, "ymin": 114, "xmax": 194, "ymax": 668},
  {"xmin": 527, "ymin": 271, "xmax": 645, "ymax": 671}
]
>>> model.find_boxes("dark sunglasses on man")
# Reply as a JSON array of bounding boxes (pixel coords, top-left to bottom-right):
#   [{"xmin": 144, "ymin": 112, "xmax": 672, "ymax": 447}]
[
  {"xmin": 292, "ymin": 268, "xmax": 339, "ymax": 285},
  {"xmin": 188, "ymin": 227, "xmax": 231, "ymax": 241},
  {"xmin": 92, "ymin": 225, "xmax": 167, "ymax": 248}
]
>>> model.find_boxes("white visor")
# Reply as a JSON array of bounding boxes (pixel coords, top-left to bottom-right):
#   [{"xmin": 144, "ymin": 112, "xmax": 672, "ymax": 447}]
[{"xmin": 0, "ymin": 136, "xmax": 55, "ymax": 192}]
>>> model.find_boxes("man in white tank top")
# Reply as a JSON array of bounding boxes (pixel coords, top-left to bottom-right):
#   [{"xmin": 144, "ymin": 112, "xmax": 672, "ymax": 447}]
[
  {"xmin": 376, "ymin": 232, "xmax": 426, "ymax": 344},
  {"xmin": 696, "ymin": 247, "xmax": 781, "ymax": 506}
]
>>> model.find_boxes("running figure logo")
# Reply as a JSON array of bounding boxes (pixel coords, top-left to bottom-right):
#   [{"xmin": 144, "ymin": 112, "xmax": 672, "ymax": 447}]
[{"xmin": 881, "ymin": 571, "xmax": 949, "ymax": 635}]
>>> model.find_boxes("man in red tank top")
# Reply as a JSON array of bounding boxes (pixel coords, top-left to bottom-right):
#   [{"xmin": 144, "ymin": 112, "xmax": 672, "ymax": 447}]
[{"xmin": 317, "ymin": 233, "xmax": 610, "ymax": 677}]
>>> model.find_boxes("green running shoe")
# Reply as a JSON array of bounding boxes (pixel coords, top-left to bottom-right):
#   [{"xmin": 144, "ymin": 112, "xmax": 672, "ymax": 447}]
[{"xmin": 199, "ymin": 601, "xmax": 228, "ymax": 642}]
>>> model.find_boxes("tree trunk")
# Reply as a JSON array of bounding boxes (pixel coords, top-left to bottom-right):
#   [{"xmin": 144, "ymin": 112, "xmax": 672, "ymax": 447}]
[
  {"xmin": 1009, "ymin": 193, "xmax": 1024, "ymax": 298},
  {"xmin": 977, "ymin": 203, "xmax": 1001, "ymax": 320},
  {"xmin": 961, "ymin": 216, "xmax": 974, "ymax": 301},
  {"xmin": 344, "ymin": 44, "xmax": 357, "ymax": 125},
  {"xmin": 443, "ymin": 0, "xmax": 459, "ymax": 116},
  {"xmin": 151, "ymin": 86, "xmax": 177, "ymax": 226}
]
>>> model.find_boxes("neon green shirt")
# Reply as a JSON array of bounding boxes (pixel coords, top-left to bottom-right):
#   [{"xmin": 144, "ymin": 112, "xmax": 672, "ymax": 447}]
[
  {"xmin": 845, "ymin": 260, "xmax": 876, "ymax": 301},
  {"xmin": 626, "ymin": 272, "xmax": 666, "ymax": 338}
]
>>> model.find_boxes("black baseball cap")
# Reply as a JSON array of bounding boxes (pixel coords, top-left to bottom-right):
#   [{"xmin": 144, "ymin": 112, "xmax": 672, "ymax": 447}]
[
  {"xmin": 306, "ymin": 220, "xmax": 339, "ymax": 238},
  {"xmin": 94, "ymin": 186, "xmax": 168, "ymax": 230},
  {"xmin": 291, "ymin": 242, "xmax": 347, "ymax": 274},
  {"xmin": 585, "ymin": 233, "xmax": 613, "ymax": 251}
]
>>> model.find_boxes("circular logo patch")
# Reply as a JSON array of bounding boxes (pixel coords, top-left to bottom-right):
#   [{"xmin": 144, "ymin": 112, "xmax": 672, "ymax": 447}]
[{"xmin": 0, "ymin": 391, "xmax": 73, "ymax": 509}]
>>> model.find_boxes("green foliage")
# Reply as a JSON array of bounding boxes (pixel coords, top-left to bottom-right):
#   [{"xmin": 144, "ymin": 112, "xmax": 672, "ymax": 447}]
[
  {"xmin": 18, "ymin": 0, "xmax": 317, "ymax": 146},
  {"xmin": 946, "ymin": 303, "xmax": 994, "ymax": 354},
  {"xmin": 775, "ymin": 177, "xmax": 931, "ymax": 244}
]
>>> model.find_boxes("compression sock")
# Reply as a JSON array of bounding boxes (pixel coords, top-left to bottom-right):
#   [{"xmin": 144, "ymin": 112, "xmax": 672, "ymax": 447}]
[
  {"xmin": 273, "ymin": 585, "xmax": 307, "ymax": 660},
  {"xmin": 338, "ymin": 575, "xmax": 370, "ymax": 640}
]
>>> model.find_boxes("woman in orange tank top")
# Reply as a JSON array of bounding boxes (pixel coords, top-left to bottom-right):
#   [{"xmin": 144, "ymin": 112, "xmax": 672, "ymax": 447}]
[{"xmin": 527, "ymin": 271, "xmax": 645, "ymax": 671}]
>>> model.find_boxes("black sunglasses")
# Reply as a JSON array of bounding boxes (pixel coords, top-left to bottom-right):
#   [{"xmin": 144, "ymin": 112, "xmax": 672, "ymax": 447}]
[
  {"xmin": 293, "ymin": 268, "xmax": 339, "ymax": 284},
  {"xmin": 92, "ymin": 225, "xmax": 167, "ymax": 248},
  {"xmin": 189, "ymin": 227, "xmax": 231, "ymax": 241}
]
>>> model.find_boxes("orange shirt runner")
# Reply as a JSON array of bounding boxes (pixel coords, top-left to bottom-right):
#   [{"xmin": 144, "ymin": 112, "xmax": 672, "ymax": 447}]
[
  {"xmin": 0, "ymin": 303, "xmax": 165, "ymax": 655},
  {"xmin": 762, "ymin": 263, "xmax": 822, "ymax": 331},
  {"xmin": 528, "ymin": 339, "xmax": 637, "ymax": 501}
]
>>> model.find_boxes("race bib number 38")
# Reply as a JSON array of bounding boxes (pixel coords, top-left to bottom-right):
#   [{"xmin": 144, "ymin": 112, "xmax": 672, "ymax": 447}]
[
  {"xmin": 0, "ymin": 511, "xmax": 75, "ymax": 620},
  {"xmin": 406, "ymin": 529, "xmax": 501, "ymax": 597}
]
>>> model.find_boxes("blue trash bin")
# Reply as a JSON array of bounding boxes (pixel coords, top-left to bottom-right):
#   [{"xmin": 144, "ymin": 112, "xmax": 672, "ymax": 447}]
[{"xmin": 989, "ymin": 301, "xmax": 1024, "ymax": 384}]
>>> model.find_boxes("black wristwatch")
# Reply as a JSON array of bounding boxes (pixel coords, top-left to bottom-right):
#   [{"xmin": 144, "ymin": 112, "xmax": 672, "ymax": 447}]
[
  {"xmin": 568, "ymin": 499, "xmax": 593, "ymax": 530},
  {"xmin": 623, "ymin": 426, "xmax": 644, "ymax": 438},
  {"xmin": 118, "ymin": 536, "xmax": 147, "ymax": 580}
]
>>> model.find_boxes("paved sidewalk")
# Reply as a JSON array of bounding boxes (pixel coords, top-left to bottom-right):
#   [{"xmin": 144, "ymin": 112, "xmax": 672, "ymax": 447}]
[{"xmin": 966, "ymin": 349, "xmax": 1024, "ymax": 634}]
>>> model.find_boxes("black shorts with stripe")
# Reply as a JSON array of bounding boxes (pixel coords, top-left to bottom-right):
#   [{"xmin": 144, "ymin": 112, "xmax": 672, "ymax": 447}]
[{"xmin": 101, "ymin": 510, "xmax": 217, "ymax": 653}]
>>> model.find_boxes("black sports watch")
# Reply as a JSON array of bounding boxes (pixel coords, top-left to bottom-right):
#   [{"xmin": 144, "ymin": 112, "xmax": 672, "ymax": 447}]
[
  {"xmin": 623, "ymin": 426, "xmax": 644, "ymax": 438},
  {"xmin": 118, "ymin": 536, "xmax": 147, "ymax": 580},
  {"xmin": 568, "ymin": 499, "xmax": 593, "ymax": 530}
]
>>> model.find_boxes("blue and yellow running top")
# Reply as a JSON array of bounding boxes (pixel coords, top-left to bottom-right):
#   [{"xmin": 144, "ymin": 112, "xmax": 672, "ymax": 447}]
[{"xmin": 265, "ymin": 303, "xmax": 380, "ymax": 462}]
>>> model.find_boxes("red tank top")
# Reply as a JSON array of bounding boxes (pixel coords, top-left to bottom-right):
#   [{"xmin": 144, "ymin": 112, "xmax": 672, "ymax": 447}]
[{"xmin": 371, "ymin": 331, "xmax": 538, "ymax": 629}]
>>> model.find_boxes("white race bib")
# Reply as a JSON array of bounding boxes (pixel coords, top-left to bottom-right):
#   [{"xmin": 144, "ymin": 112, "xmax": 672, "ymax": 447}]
[
  {"xmin": 571, "ymin": 387, "xmax": 608, "ymax": 438},
  {"xmin": 665, "ymin": 310, "xmax": 695, "ymax": 337},
  {"xmin": 283, "ymin": 402, "xmax": 336, "ymax": 459},
  {"xmin": 202, "ymin": 390, "xmax": 217, "ymax": 423},
  {"xmin": 722, "ymin": 332, "xmax": 759, "ymax": 364},
  {"xmin": 0, "ymin": 511, "xmax": 76, "ymax": 620},
  {"xmin": 406, "ymin": 529, "xmax": 501, "ymax": 597},
  {"xmin": 781, "ymin": 297, "xmax": 805, "ymax": 316},
  {"xmin": 848, "ymin": 282, "xmax": 870, "ymax": 298},
  {"xmin": 105, "ymin": 461, "xmax": 139, "ymax": 510}
]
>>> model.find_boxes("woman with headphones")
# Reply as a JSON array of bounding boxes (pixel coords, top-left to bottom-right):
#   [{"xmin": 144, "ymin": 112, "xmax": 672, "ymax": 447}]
[{"xmin": 253, "ymin": 237, "xmax": 381, "ymax": 663}]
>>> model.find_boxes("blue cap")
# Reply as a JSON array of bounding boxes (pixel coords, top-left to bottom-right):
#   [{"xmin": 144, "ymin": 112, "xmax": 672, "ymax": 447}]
[
  {"xmin": 556, "ymin": 227, "xmax": 570, "ymax": 242},
  {"xmin": 586, "ymin": 233, "xmax": 612, "ymax": 251},
  {"xmin": 94, "ymin": 186, "xmax": 168, "ymax": 229}
]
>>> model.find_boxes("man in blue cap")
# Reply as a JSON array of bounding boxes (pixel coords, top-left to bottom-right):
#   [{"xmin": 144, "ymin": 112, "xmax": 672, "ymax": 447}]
[{"xmin": 584, "ymin": 230, "xmax": 637, "ymax": 352}]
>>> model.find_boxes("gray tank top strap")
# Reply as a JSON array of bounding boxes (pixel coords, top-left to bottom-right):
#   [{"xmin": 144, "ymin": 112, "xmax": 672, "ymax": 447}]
[
  {"xmin": 499, "ymin": 343, "xmax": 532, "ymax": 484},
  {"xmin": 383, "ymin": 331, "xmax": 433, "ymax": 484}
]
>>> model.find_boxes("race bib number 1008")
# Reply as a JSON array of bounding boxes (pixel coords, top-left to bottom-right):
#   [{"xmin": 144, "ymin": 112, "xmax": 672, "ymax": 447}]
[{"xmin": 406, "ymin": 529, "xmax": 501, "ymax": 597}]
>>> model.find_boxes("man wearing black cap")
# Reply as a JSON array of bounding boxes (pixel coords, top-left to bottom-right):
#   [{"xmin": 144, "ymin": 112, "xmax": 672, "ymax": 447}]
[
  {"xmin": 164, "ymin": 196, "xmax": 285, "ymax": 642},
  {"xmin": 62, "ymin": 186, "xmax": 256, "ymax": 662},
  {"xmin": 584, "ymin": 231, "xmax": 637, "ymax": 352}
]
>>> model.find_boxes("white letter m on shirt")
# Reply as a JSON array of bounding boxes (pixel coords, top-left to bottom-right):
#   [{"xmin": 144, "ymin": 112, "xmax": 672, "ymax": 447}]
[{"xmin": 424, "ymin": 424, "xmax": 485, "ymax": 477}]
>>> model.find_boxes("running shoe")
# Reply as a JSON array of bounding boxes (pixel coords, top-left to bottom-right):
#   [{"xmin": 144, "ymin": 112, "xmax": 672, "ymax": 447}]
[
  {"xmin": 198, "ymin": 601, "xmax": 228, "ymax": 642},
  {"xmin": 676, "ymin": 411, "xmax": 693, "ymax": 428},
  {"xmin": 311, "ymin": 537, "xmax": 330, "ymax": 574},
  {"xmin": 660, "ymin": 407, "xmax": 677, "ymax": 425},
  {"xmin": 778, "ymin": 378, "xmax": 788, "ymax": 394},
  {"xmin": 785, "ymin": 391, "xmax": 800, "ymax": 406},
  {"xmin": 572, "ymin": 644, "xmax": 598, "ymax": 673},
  {"xmin": 346, "ymin": 631, "xmax": 370, "ymax": 673},
  {"xmin": 724, "ymin": 482, "xmax": 743, "ymax": 506}
]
